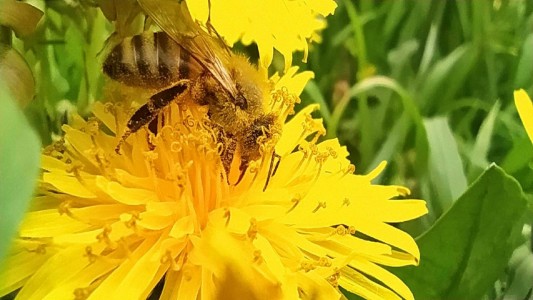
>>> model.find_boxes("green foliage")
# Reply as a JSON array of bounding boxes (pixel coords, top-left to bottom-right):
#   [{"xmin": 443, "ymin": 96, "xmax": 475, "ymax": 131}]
[
  {"xmin": 391, "ymin": 165, "xmax": 527, "ymax": 299},
  {"xmin": 424, "ymin": 117, "xmax": 467, "ymax": 216},
  {"xmin": 13, "ymin": 1, "xmax": 110, "ymax": 145},
  {"xmin": 0, "ymin": 84, "xmax": 40, "ymax": 265}
]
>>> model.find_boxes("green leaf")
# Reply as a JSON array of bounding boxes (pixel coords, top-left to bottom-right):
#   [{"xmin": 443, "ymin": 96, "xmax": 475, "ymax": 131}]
[
  {"xmin": 0, "ymin": 83, "xmax": 40, "ymax": 264},
  {"xmin": 368, "ymin": 112, "xmax": 410, "ymax": 181},
  {"xmin": 513, "ymin": 33, "xmax": 533, "ymax": 89},
  {"xmin": 392, "ymin": 165, "xmax": 528, "ymax": 300},
  {"xmin": 424, "ymin": 117, "xmax": 467, "ymax": 213},
  {"xmin": 501, "ymin": 136, "xmax": 533, "ymax": 175},
  {"xmin": 469, "ymin": 101, "xmax": 500, "ymax": 170}
]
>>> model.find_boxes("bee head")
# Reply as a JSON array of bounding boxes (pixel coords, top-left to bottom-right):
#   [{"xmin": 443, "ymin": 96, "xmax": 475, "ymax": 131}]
[
  {"xmin": 234, "ymin": 91, "xmax": 248, "ymax": 110},
  {"xmin": 229, "ymin": 55, "xmax": 269, "ymax": 113}
]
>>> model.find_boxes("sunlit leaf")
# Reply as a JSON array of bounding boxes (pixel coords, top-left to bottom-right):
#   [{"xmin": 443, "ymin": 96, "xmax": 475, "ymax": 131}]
[
  {"xmin": 392, "ymin": 165, "xmax": 527, "ymax": 299},
  {"xmin": 0, "ymin": 84, "xmax": 41, "ymax": 264}
]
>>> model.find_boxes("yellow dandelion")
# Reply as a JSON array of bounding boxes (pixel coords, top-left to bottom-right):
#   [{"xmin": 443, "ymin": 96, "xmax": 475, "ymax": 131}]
[
  {"xmin": 186, "ymin": 0, "xmax": 337, "ymax": 69},
  {"xmin": 514, "ymin": 89, "xmax": 533, "ymax": 144},
  {"xmin": 0, "ymin": 68, "xmax": 427, "ymax": 300}
]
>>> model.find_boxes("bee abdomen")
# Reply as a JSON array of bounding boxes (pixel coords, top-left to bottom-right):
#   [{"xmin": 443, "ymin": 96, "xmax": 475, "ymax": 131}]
[{"xmin": 103, "ymin": 32, "xmax": 191, "ymax": 89}]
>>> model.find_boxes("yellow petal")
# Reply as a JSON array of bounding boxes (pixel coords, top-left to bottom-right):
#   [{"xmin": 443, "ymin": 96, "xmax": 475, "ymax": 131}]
[
  {"xmin": 253, "ymin": 235, "xmax": 286, "ymax": 280},
  {"xmin": 42, "ymin": 259, "xmax": 118, "ymax": 300},
  {"xmin": 349, "ymin": 258, "xmax": 414, "ymax": 300},
  {"xmin": 274, "ymin": 67, "xmax": 315, "ymax": 96},
  {"xmin": 374, "ymin": 200, "xmax": 428, "ymax": 222},
  {"xmin": 296, "ymin": 271, "xmax": 341, "ymax": 300},
  {"xmin": 169, "ymin": 216, "xmax": 195, "ymax": 239},
  {"xmin": 363, "ymin": 250, "xmax": 419, "ymax": 267},
  {"xmin": 0, "ymin": 249, "xmax": 56, "ymax": 295},
  {"xmin": 19, "ymin": 209, "xmax": 91, "ymax": 238},
  {"xmin": 91, "ymin": 101, "xmax": 118, "ymax": 134},
  {"xmin": 350, "ymin": 219, "xmax": 420, "ymax": 263},
  {"xmin": 88, "ymin": 236, "xmax": 162, "ymax": 299},
  {"xmin": 15, "ymin": 246, "xmax": 89, "ymax": 300},
  {"xmin": 514, "ymin": 89, "xmax": 533, "ymax": 143},
  {"xmin": 41, "ymin": 155, "xmax": 69, "ymax": 174},
  {"xmin": 42, "ymin": 172, "xmax": 96, "ymax": 198},
  {"xmin": 340, "ymin": 267, "xmax": 402, "ymax": 300},
  {"xmin": 160, "ymin": 265, "xmax": 202, "ymax": 300},
  {"xmin": 96, "ymin": 176, "xmax": 155, "ymax": 205},
  {"xmin": 277, "ymin": 104, "xmax": 320, "ymax": 155}
]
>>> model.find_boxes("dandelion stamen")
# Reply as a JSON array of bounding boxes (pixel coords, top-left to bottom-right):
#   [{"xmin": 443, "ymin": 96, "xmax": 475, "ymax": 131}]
[
  {"xmin": 253, "ymin": 249, "xmax": 263, "ymax": 264},
  {"xmin": 96, "ymin": 225, "xmax": 117, "ymax": 249},
  {"xmin": 342, "ymin": 198, "xmax": 351, "ymax": 207},
  {"xmin": 287, "ymin": 194, "xmax": 302, "ymax": 213},
  {"xmin": 84, "ymin": 246, "xmax": 97, "ymax": 263},
  {"xmin": 26, "ymin": 244, "xmax": 47, "ymax": 255},
  {"xmin": 74, "ymin": 287, "xmax": 90, "ymax": 300},
  {"xmin": 312, "ymin": 201, "xmax": 327, "ymax": 213},
  {"xmin": 58, "ymin": 200, "xmax": 73, "ymax": 217},
  {"xmin": 247, "ymin": 218, "xmax": 258, "ymax": 240}
]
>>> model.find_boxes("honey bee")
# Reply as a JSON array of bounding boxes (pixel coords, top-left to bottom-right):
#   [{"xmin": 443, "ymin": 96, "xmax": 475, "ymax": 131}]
[{"xmin": 103, "ymin": 0, "xmax": 280, "ymax": 185}]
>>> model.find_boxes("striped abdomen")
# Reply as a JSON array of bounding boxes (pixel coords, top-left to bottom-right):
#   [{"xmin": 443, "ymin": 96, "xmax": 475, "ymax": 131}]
[{"xmin": 103, "ymin": 32, "xmax": 199, "ymax": 89}]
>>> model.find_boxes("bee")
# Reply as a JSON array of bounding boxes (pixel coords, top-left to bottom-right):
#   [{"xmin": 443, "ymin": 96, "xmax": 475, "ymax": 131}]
[{"xmin": 102, "ymin": 0, "xmax": 280, "ymax": 185}]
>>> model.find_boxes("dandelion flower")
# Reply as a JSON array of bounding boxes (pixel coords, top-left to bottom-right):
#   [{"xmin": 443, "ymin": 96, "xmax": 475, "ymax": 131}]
[
  {"xmin": 186, "ymin": 0, "xmax": 337, "ymax": 69},
  {"xmin": 0, "ymin": 68, "xmax": 427, "ymax": 300},
  {"xmin": 514, "ymin": 89, "xmax": 533, "ymax": 144}
]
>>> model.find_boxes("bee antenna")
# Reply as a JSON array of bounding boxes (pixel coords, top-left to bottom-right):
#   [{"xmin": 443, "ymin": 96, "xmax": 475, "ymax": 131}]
[
  {"xmin": 235, "ymin": 166, "xmax": 247, "ymax": 186},
  {"xmin": 272, "ymin": 153, "xmax": 281, "ymax": 176},
  {"xmin": 207, "ymin": 0, "xmax": 212, "ymax": 24},
  {"xmin": 263, "ymin": 152, "xmax": 281, "ymax": 192}
]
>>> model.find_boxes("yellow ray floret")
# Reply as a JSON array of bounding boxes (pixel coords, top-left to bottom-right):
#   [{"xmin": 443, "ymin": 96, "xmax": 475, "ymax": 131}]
[
  {"xmin": 186, "ymin": 0, "xmax": 337, "ymax": 69},
  {"xmin": 514, "ymin": 89, "xmax": 533, "ymax": 144}
]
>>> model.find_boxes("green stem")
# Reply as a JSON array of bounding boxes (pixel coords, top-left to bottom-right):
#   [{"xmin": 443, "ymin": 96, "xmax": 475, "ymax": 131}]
[
  {"xmin": 328, "ymin": 1, "xmax": 371, "ymax": 139},
  {"xmin": 335, "ymin": 1, "xmax": 374, "ymax": 164},
  {"xmin": 343, "ymin": 0, "xmax": 369, "ymax": 75}
]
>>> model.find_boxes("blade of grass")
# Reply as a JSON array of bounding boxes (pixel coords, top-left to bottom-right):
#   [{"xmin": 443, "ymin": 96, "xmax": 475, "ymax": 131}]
[{"xmin": 424, "ymin": 117, "xmax": 467, "ymax": 213}]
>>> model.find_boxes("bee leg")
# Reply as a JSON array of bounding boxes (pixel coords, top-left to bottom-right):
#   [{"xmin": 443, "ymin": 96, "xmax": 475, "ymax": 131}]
[
  {"xmin": 116, "ymin": 103, "xmax": 154, "ymax": 154},
  {"xmin": 218, "ymin": 131, "xmax": 237, "ymax": 182},
  {"xmin": 147, "ymin": 113, "xmax": 164, "ymax": 136},
  {"xmin": 116, "ymin": 81, "xmax": 189, "ymax": 154}
]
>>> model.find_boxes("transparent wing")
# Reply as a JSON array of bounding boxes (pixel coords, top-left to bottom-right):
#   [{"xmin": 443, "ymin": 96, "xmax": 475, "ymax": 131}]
[
  {"xmin": 137, "ymin": 0, "xmax": 238, "ymax": 98},
  {"xmin": 138, "ymin": 0, "xmax": 200, "ymax": 38}
]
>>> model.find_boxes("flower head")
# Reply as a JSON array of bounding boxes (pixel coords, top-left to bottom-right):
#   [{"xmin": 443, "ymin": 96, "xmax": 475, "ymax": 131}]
[
  {"xmin": 186, "ymin": 0, "xmax": 337, "ymax": 69},
  {"xmin": 1, "ymin": 69, "xmax": 427, "ymax": 300}
]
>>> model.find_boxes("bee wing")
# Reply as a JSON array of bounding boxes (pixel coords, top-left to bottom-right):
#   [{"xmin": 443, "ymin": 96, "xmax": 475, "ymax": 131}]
[
  {"xmin": 138, "ymin": 0, "xmax": 199, "ymax": 38},
  {"xmin": 137, "ymin": 0, "xmax": 239, "ymax": 100}
]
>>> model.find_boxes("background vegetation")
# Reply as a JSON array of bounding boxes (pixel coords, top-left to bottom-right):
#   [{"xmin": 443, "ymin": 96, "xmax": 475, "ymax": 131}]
[{"xmin": 1, "ymin": 0, "xmax": 532, "ymax": 299}]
